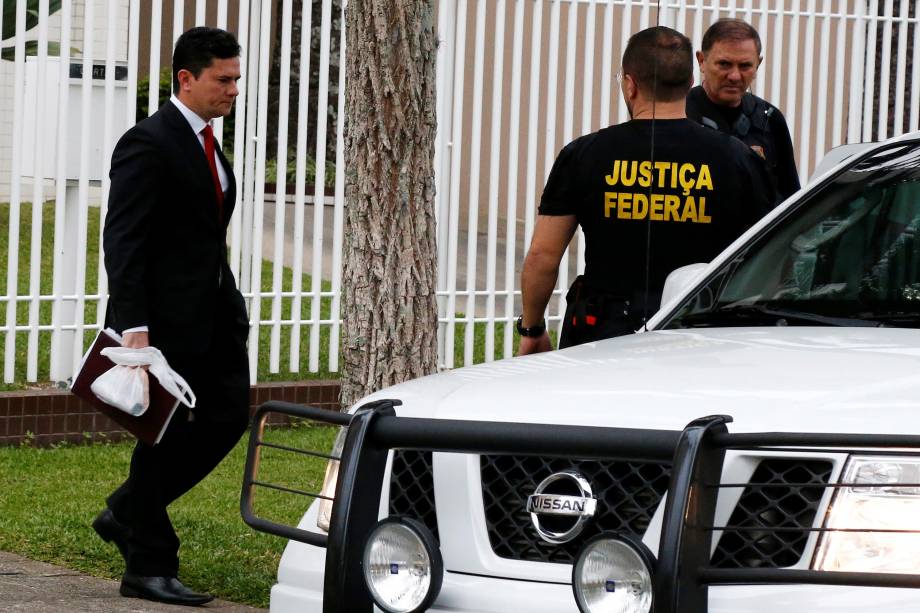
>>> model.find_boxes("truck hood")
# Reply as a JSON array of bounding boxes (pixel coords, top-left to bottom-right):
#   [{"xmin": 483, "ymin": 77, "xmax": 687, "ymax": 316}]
[{"xmin": 362, "ymin": 327, "xmax": 920, "ymax": 435}]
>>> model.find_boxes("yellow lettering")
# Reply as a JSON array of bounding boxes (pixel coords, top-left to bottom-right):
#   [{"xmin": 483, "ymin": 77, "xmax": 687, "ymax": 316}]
[
  {"xmin": 618, "ymin": 192, "xmax": 632, "ymax": 218},
  {"xmin": 679, "ymin": 163, "xmax": 696, "ymax": 196},
  {"xmin": 681, "ymin": 196, "xmax": 698, "ymax": 223},
  {"xmin": 671, "ymin": 163, "xmax": 678, "ymax": 189},
  {"xmin": 604, "ymin": 192, "xmax": 617, "ymax": 217},
  {"xmin": 695, "ymin": 164, "xmax": 714, "ymax": 191},
  {"xmin": 620, "ymin": 161, "xmax": 637, "ymax": 187},
  {"xmin": 650, "ymin": 194, "xmax": 664, "ymax": 221},
  {"xmin": 633, "ymin": 193, "xmax": 648, "ymax": 220},
  {"xmin": 698, "ymin": 197, "xmax": 711, "ymax": 223},
  {"xmin": 654, "ymin": 161, "xmax": 670, "ymax": 188},
  {"xmin": 664, "ymin": 195, "xmax": 681, "ymax": 221},
  {"xmin": 638, "ymin": 161, "xmax": 652, "ymax": 188},
  {"xmin": 605, "ymin": 192, "xmax": 716, "ymax": 223},
  {"xmin": 605, "ymin": 160, "xmax": 620, "ymax": 186}
]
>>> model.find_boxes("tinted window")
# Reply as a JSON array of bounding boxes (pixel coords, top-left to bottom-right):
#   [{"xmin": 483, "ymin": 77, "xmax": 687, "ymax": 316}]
[{"xmin": 664, "ymin": 142, "xmax": 920, "ymax": 329}]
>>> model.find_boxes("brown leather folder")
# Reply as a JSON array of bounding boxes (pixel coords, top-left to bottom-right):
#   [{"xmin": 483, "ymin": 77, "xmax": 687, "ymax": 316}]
[{"xmin": 70, "ymin": 329, "xmax": 181, "ymax": 445}]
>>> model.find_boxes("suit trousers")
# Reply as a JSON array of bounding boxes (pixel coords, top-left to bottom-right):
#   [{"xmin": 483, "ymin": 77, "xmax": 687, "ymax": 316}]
[{"xmin": 106, "ymin": 316, "xmax": 250, "ymax": 577}]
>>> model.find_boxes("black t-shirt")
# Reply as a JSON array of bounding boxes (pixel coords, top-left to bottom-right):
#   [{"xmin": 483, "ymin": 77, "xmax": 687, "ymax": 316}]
[
  {"xmin": 686, "ymin": 86, "xmax": 801, "ymax": 202},
  {"xmin": 539, "ymin": 118, "xmax": 775, "ymax": 300}
]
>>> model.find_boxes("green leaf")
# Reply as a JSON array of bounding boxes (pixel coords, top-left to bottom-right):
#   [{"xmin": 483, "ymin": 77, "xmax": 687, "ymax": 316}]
[
  {"xmin": 3, "ymin": 0, "xmax": 63, "ymax": 41},
  {"xmin": 0, "ymin": 39, "xmax": 62, "ymax": 61}
]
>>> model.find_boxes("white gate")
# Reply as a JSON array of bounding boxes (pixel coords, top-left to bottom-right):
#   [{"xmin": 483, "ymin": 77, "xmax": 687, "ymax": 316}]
[
  {"xmin": 0, "ymin": 0, "xmax": 348, "ymax": 385},
  {"xmin": 0, "ymin": 0, "xmax": 917, "ymax": 385}
]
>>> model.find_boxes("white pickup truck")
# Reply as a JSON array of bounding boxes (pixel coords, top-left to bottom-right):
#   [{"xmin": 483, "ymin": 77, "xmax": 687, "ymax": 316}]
[{"xmin": 242, "ymin": 130, "xmax": 920, "ymax": 613}]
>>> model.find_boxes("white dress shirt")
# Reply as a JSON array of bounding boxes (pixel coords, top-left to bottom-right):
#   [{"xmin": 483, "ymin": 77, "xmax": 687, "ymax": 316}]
[{"xmin": 170, "ymin": 95, "xmax": 230, "ymax": 193}]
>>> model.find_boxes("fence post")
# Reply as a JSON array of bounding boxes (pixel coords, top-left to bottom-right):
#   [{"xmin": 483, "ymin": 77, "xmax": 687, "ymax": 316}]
[
  {"xmin": 434, "ymin": 0, "xmax": 459, "ymax": 370},
  {"xmin": 49, "ymin": 183, "xmax": 83, "ymax": 382}
]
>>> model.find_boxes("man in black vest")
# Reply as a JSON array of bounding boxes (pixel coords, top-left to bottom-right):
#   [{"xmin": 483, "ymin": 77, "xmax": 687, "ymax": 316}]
[
  {"xmin": 94, "ymin": 27, "xmax": 249, "ymax": 606},
  {"xmin": 686, "ymin": 18, "xmax": 800, "ymax": 203}
]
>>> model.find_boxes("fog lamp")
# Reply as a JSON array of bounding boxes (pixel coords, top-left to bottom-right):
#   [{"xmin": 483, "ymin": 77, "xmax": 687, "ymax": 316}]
[
  {"xmin": 316, "ymin": 426, "xmax": 348, "ymax": 532},
  {"xmin": 572, "ymin": 534, "xmax": 655, "ymax": 613},
  {"xmin": 814, "ymin": 455, "xmax": 920, "ymax": 574},
  {"xmin": 363, "ymin": 516, "xmax": 443, "ymax": 613}
]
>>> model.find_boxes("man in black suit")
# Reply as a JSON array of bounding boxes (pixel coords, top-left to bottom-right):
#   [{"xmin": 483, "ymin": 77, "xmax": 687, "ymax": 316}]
[{"xmin": 94, "ymin": 27, "xmax": 249, "ymax": 606}]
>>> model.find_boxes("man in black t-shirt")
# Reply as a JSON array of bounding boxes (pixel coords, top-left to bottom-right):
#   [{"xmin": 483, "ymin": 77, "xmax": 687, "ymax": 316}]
[
  {"xmin": 517, "ymin": 26, "xmax": 775, "ymax": 355},
  {"xmin": 686, "ymin": 19, "xmax": 800, "ymax": 202}
]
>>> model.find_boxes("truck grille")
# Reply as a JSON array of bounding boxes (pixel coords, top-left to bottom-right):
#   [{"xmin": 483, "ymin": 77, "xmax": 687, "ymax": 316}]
[
  {"xmin": 481, "ymin": 455, "xmax": 671, "ymax": 564},
  {"xmin": 711, "ymin": 458, "xmax": 833, "ymax": 569},
  {"xmin": 387, "ymin": 452, "xmax": 833, "ymax": 569},
  {"xmin": 389, "ymin": 450, "xmax": 439, "ymax": 542}
]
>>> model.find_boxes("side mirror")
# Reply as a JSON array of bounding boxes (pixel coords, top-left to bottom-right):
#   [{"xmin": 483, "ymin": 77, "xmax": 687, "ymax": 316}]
[{"xmin": 660, "ymin": 263, "xmax": 709, "ymax": 307}]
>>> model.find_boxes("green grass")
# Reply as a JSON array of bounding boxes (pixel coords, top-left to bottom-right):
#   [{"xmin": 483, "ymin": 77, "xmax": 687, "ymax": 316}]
[
  {"xmin": 451, "ymin": 317, "xmax": 520, "ymax": 364},
  {"xmin": 0, "ymin": 202, "xmax": 88, "ymax": 390},
  {"xmin": 0, "ymin": 424, "xmax": 338, "ymax": 607},
  {"xmin": 254, "ymin": 258, "xmax": 338, "ymax": 381}
]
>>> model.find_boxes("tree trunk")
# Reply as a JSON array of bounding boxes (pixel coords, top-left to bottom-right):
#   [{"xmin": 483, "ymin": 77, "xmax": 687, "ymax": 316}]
[{"xmin": 340, "ymin": 0, "xmax": 438, "ymax": 407}]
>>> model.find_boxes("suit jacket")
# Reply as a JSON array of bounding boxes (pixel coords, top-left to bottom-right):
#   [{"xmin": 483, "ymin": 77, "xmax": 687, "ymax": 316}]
[{"xmin": 104, "ymin": 100, "xmax": 248, "ymax": 355}]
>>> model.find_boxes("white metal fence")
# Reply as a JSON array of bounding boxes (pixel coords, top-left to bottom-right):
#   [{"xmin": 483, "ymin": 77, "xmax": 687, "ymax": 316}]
[
  {"xmin": 0, "ymin": 0, "xmax": 349, "ymax": 384},
  {"xmin": 0, "ymin": 0, "xmax": 917, "ymax": 385}
]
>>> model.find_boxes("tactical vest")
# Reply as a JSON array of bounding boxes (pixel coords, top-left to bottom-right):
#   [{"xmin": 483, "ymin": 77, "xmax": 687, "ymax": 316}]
[{"xmin": 698, "ymin": 92, "xmax": 775, "ymax": 145}]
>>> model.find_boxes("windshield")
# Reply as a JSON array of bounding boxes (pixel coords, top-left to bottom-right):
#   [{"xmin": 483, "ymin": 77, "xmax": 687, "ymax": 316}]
[{"xmin": 664, "ymin": 140, "xmax": 920, "ymax": 329}]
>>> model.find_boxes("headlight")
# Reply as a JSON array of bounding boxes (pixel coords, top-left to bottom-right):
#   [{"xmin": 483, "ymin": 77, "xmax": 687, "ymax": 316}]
[
  {"xmin": 814, "ymin": 455, "xmax": 920, "ymax": 573},
  {"xmin": 362, "ymin": 517, "xmax": 443, "ymax": 613},
  {"xmin": 316, "ymin": 426, "xmax": 348, "ymax": 532},
  {"xmin": 572, "ymin": 534, "xmax": 655, "ymax": 613}
]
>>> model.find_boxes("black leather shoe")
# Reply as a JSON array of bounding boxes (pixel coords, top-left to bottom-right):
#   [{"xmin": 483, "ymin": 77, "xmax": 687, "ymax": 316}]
[
  {"xmin": 92, "ymin": 508, "xmax": 131, "ymax": 562},
  {"xmin": 120, "ymin": 574, "xmax": 214, "ymax": 606}
]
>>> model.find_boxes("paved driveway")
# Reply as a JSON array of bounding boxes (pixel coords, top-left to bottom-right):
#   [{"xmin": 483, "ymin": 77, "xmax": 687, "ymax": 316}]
[{"xmin": 0, "ymin": 552, "xmax": 266, "ymax": 612}]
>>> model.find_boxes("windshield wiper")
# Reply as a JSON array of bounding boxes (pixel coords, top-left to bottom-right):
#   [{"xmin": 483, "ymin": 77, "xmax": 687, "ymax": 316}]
[{"xmin": 677, "ymin": 304, "xmax": 882, "ymax": 328}]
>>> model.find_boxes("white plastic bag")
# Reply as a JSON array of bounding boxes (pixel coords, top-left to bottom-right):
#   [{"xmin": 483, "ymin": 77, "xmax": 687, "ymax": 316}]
[
  {"xmin": 90, "ymin": 346, "xmax": 196, "ymax": 416},
  {"xmin": 91, "ymin": 363, "xmax": 150, "ymax": 416}
]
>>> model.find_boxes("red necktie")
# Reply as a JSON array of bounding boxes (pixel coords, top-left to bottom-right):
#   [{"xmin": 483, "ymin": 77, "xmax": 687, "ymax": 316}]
[{"xmin": 201, "ymin": 124, "xmax": 224, "ymax": 222}]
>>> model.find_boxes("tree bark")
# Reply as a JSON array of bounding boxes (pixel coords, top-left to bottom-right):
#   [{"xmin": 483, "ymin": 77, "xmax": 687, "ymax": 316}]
[{"xmin": 341, "ymin": 0, "xmax": 438, "ymax": 407}]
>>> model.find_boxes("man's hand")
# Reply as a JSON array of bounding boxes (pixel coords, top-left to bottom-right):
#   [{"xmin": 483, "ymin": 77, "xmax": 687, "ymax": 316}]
[
  {"xmin": 518, "ymin": 331, "xmax": 552, "ymax": 356},
  {"xmin": 122, "ymin": 331, "xmax": 150, "ymax": 349}
]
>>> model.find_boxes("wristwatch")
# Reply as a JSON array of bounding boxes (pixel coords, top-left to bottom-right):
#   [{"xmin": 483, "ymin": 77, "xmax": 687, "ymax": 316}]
[{"xmin": 516, "ymin": 315, "xmax": 546, "ymax": 337}]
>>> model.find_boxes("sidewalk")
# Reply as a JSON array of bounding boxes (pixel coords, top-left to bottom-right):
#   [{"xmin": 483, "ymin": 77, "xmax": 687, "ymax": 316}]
[{"xmin": 0, "ymin": 552, "xmax": 266, "ymax": 612}]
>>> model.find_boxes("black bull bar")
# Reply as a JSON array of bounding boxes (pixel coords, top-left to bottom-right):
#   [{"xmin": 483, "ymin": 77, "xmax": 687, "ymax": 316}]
[{"xmin": 241, "ymin": 400, "xmax": 920, "ymax": 612}]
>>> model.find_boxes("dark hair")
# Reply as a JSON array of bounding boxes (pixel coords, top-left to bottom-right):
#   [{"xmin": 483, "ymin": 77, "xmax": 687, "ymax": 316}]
[
  {"xmin": 701, "ymin": 18, "xmax": 762, "ymax": 56},
  {"xmin": 172, "ymin": 27, "xmax": 241, "ymax": 90},
  {"xmin": 621, "ymin": 26, "xmax": 693, "ymax": 102}
]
